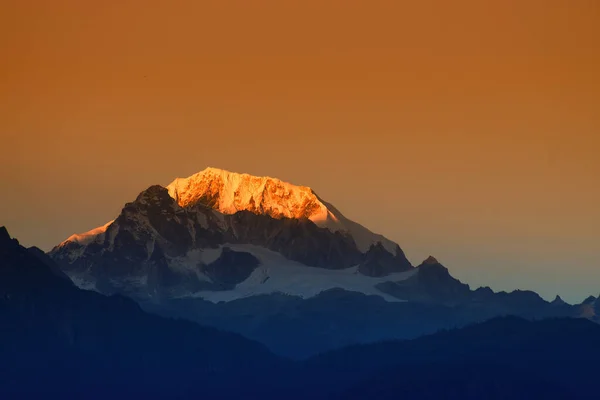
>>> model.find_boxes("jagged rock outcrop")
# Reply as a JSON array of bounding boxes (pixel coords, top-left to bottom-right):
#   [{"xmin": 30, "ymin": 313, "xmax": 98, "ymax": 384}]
[
  {"xmin": 200, "ymin": 247, "xmax": 260, "ymax": 288},
  {"xmin": 376, "ymin": 256, "xmax": 471, "ymax": 305},
  {"xmin": 358, "ymin": 243, "xmax": 412, "ymax": 276}
]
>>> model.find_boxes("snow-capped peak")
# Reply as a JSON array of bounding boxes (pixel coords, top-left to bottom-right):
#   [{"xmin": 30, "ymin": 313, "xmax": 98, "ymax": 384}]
[
  {"xmin": 166, "ymin": 167, "xmax": 398, "ymax": 253},
  {"xmin": 166, "ymin": 167, "xmax": 335, "ymax": 226},
  {"xmin": 55, "ymin": 168, "xmax": 400, "ymax": 255},
  {"xmin": 58, "ymin": 220, "xmax": 114, "ymax": 247}
]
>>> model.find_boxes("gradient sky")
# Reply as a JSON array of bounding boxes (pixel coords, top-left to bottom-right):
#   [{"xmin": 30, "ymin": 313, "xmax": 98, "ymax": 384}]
[{"xmin": 1, "ymin": 0, "xmax": 599, "ymax": 302}]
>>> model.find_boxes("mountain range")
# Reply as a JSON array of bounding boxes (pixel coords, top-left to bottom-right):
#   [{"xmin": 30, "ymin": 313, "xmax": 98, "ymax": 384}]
[
  {"xmin": 2, "ymin": 226, "xmax": 600, "ymax": 398},
  {"xmin": 47, "ymin": 168, "xmax": 600, "ymax": 357},
  {"xmin": 0, "ymin": 226, "xmax": 284, "ymax": 399}
]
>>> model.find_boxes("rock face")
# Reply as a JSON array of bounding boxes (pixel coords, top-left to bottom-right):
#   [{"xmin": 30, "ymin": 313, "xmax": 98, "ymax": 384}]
[
  {"xmin": 359, "ymin": 243, "xmax": 412, "ymax": 277},
  {"xmin": 50, "ymin": 168, "xmax": 413, "ymax": 299},
  {"xmin": 200, "ymin": 247, "xmax": 260, "ymax": 289}
]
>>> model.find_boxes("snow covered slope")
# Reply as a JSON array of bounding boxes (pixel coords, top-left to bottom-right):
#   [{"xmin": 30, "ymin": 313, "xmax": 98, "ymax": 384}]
[
  {"xmin": 187, "ymin": 244, "xmax": 416, "ymax": 302},
  {"xmin": 60, "ymin": 220, "xmax": 114, "ymax": 247}
]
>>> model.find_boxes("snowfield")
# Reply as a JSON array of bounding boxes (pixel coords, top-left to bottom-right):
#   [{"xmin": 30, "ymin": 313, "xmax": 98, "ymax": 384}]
[{"xmin": 184, "ymin": 244, "xmax": 416, "ymax": 303}]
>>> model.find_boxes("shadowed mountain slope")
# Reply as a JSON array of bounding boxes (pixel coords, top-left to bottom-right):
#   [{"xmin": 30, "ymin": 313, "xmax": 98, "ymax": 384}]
[{"xmin": 0, "ymin": 227, "xmax": 285, "ymax": 399}]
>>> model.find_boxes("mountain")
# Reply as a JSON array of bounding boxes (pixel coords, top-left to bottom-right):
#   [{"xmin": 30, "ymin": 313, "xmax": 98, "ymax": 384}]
[
  {"xmin": 0, "ymin": 227, "xmax": 285, "ymax": 399},
  {"xmin": 300, "ymin": 316, "xmax": 600, "ymax": 399},
  {"xmin": 48, "ymin": 168, "xmax": 589, "ymax": 358},
  {"xmin": 578, "ymin": 295, "xmax": 600, "ymax": 322},
  {"xmin": 50, "ymin": 167, "xmax": 412, "ymax": 299}
]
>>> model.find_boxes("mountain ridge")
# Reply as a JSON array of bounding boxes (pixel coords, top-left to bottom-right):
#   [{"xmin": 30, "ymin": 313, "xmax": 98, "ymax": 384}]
[{"xmin": 4, "ymin": 226, "xmax": 600, "ymax": 399}]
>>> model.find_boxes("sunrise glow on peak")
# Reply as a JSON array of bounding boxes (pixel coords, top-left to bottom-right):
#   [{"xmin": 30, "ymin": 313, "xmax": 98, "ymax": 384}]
[
  {"xmin": 59, "ymin": 220, "xmax": 114, "ymax": 247},
  {"xmin": 167, "ymin": 167, "xmax": 330, "ymax": 223}
]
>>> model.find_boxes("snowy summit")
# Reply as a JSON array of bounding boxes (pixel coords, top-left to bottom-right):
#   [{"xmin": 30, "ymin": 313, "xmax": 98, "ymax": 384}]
[{"xmin": 166, "ymin": 167, "xmax": 397, "ymax": 253}]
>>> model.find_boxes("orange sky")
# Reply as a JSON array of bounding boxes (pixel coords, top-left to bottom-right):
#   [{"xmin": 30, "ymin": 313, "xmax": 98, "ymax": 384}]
[{"xmin": 1, "ymin": 0, "xmax": 599, "ymax": 302}]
